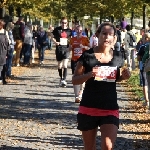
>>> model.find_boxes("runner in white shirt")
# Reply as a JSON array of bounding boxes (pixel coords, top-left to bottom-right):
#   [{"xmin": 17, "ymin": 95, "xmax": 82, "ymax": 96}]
[{"xmin": 90, "ymin": 30, "xmax": 99, "ymax": 48}]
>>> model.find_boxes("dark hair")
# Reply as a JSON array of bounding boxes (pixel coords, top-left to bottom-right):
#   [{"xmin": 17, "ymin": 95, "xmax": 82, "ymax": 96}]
[
  {"xmin": 61, "ymin": 17, "xmax": 67, "ymax": 21},
  {"xmin": 97, "ymin": 22, "xmax": 116, "ymax": 36},
  {"xmin": 116, "ymin": 25, "xmax": 120, "ymax": 29},
  {"xmin": 76, "ymin": 25, "xmax": 82, "ymax": 29},
  {"xmin": 126, "ymin": 24, "xmax": 131, "ymax": 31},
  {"xmin": 122, "ymin": 17, "xmax": 125, "ymax": 21},
  {"xmin": 0, "ymin": 19, "xmax": 5, "ymax": 26},
  {"xmin": 95, "ymin": 29, "xmax": 99, "ymax": 37}
]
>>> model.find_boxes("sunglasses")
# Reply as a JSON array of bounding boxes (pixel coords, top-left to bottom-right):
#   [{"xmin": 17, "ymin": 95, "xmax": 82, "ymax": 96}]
[{"xmin": 62, "ymin": 22, "xmax": 67, "ymax": 24}]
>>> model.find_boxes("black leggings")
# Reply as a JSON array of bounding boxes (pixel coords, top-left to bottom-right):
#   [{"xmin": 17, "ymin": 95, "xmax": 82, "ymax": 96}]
[{"xmin": 1, "ymin": 64, "xmax": 7, "ymax": 82}]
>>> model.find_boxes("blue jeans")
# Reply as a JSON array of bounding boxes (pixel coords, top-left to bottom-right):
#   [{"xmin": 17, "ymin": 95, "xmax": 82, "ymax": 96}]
[
  {"xmin": 24, "ymin": 43, "xmax": 32, "ymax": 64},
  {"xmin": 48, "ymin": 38, "xmax": 53, "ymax": 50},
  {"xmin": 38, "ymin": 45, "xmax": 47, "ymax": 61},
  {"xmin": 6, "ymin": 48, "xmax": 14, "ymax": 76}
]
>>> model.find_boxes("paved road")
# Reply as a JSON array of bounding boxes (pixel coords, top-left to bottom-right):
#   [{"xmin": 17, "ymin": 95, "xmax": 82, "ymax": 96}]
[{"xmin": 0, "ymin": 50, "xmax": 136, "ymax": 150}]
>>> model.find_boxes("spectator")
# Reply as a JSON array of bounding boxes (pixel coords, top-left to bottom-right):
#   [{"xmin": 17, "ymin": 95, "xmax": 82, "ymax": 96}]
[
  {"xmin": 23, "ymin": 22, "xmax": 33, "ymax": 66},
  {"xmin": 6, "ymin": 22, "xmax": 15, "ymax": 78},
  {"xmin": 37, "ymin": 26, "xmax": 48, "ymax": 64},
  {"xmin": 32, "ymin": 25, "xmax": 38, "ymax": 63},
  {"xmin": 142, "ymin": 33, "xmax": 150, "ymax": 113},
  {"xmin": 137, "ymin": 33, "xmax": 149, "ymax": 107},
  {"xmin": 47, "ymin": 25, "xmax": 53, "ymax": 50},
  {"xmin": 115, "ymin": 25, "xmax": 121, "ymax": 51},
  {"xmin": 124, "ymin": 24, "xmax": 136, "ymax": 70},
  {"xmin": 89, "ymin": 30, "xmax": 99, "ymax": 48},
  {"xmin": 13, "ymin": 16, "xmax": 25, "ymax": 66},
  {"xmin": 120, "ymin": 17, "xmax": 127, "ymax": 30},
  {"xmin": 0, "ymin": 20, "xmax": 10, "ymax": 84}
]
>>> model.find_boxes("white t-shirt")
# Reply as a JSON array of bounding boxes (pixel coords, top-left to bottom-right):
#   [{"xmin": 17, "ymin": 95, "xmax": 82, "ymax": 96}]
[
  {"xmin": 121, "ymin": 31, "xmax": 126, "ymax": 44},
  {"xmin": 90, "ymin": 34, "xmax": 98, "ymax": 48}
]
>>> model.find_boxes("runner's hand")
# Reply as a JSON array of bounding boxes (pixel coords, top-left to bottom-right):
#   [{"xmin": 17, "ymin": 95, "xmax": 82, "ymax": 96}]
[
  {"xmin": 121, "ymin": 68, "xmax": 131, "ymax": 80},
  {"xmin": 80, "ymin": 44, "xmax": 84, "ymax": 48},
  {"xmin": 87, "ymin": 71, "xmax": 97, "ymax": 78},
  {"xmin": 86, "ymin": 67, "xmax": 99, "ymax": 78},
  {"xmin": 55, "ymin": 42, "xmax": 60, "ymax": 46}
]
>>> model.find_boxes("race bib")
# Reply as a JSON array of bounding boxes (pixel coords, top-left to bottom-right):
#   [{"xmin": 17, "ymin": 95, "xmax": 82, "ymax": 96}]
[
  {"xmin": 60, "ymin": 38, "xmax": 68, "ymax": 45},
  {"xmin": 74, "ymin": 48, "xmax": 82, "ymax": 56},
  {"xmin": 93, "ymin": 66, "xmax": 117, "ymax": 82}
]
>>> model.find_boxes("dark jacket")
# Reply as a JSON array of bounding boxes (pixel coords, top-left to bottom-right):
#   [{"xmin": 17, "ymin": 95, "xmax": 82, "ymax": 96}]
[
  {"xmin": 16, "ymin": 20, "xmax": 25, "ymax": 40},
  {"xmin": 0, "ymin": 30, "xmax": 10, "ymax": 65},
  {"xmin": 37, "ymin": 31, "xmax": 48, "ymax": 47},
  {"xmin": 116, "ymin": 30, "xmax": 121, "ymax": 43}
]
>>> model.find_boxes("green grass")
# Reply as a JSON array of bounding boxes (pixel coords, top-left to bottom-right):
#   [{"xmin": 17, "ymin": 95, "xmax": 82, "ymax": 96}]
[{"xmin": 127, "ymin": 71, "xmax": 143, "ymax": 99}]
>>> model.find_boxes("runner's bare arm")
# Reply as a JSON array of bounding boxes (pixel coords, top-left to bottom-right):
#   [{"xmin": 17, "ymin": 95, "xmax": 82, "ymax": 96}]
[
  {"xmin": 69, "ymin": 38, "xmax": 72, "ymax": 51},
  {"xmin": 72, "ymin": 62, "xmax": 96, "ymax": 85},
  {"xmin": 51, "ymin": 33, "xmax": 59, "ymax": 45},
  {"xmin": 117, "ymin": 68, "xmax": 131, "ymax": 82},
  {"xmin": 84, "ymin": 38, "xmax": 90, "ymax": 50},
  {"xmin": 69, "ymin": 44, "xmax": 72, "ymax": 51}
]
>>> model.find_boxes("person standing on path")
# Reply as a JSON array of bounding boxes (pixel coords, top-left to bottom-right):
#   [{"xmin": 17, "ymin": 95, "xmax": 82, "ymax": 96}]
[
  {"xmin": 137, "ymin": 33, "xmax": 150, "ymax": 107},
  {"xmin": 90, "ymin": 30, "xmax": 99, "ymax": 48},
  {"xmin": 115, "ymin": 25, "xmax": 121, "ymax": 51},
  {"xmin": 5, "ymin": 22, "xmax": 15, "ymax": 78},
  {"xmin": 51, "ymin": 17, "xmax": 72, "ymax": 87},
  {"xmin": 120, "ymin": 17, "xmax": 127, "ymax": 30},
  {"xmin": 23, "ymin": 22, "xmax": 33, "ymax": 66},
  {"xmin": 47, "ymin": 25, "xmax": 53, "ymax": 50},
  {"xmin": 32, "ymin": 25, "xmax": 38, "ymax": 63},
  {"xmin": 72, "ymin": 22, "xmax": 131, "ymax": 150},
  {"xmin": 0, "ymin": 20, "xmax": 10, "ymax": 84},
  {"xmin": 69, "ymin": 25, "xmax": 90, "ymax": 103},
  {"xmin": 142, "ymin": 33, "xmax": 150, "ymax": 114},
  {"xmin": 13, "ymin": 16, "xmax": 25, "ymax": 66},
  {"xmin": 124, "ymin": 24, "xmax": 136, "ymax": 71},
  {"xmin": 37, "ymin": 26, "xmax": 48, "ymax": 65}
]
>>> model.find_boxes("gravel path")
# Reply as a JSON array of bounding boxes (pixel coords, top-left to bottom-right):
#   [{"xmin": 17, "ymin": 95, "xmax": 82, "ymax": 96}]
[{"xmin": 0, "ymin": 50, "xmax": 136, "ymax": 150}]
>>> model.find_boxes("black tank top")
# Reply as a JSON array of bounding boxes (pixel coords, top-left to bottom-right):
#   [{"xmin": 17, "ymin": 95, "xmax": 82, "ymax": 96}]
[{"xmin": 78, "ymin": 48, "xmax": 123, "ymax": 110}]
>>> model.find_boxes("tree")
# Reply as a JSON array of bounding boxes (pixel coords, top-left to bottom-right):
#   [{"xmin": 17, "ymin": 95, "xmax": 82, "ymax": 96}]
[{"xmin": 1, "ymin": 0, "xmax": 149, "ymax": 24}]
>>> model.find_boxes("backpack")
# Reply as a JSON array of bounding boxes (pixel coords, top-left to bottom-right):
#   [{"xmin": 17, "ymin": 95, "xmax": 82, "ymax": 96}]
[{"xmin": 127, "ymin": 32, "xmax": 136, "ymax": 47}]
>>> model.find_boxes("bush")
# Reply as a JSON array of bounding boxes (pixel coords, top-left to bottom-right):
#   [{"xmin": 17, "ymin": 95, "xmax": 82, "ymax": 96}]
[{"xmin": 127, "ymin": 71, "xmax": 143, "ymax": 99}]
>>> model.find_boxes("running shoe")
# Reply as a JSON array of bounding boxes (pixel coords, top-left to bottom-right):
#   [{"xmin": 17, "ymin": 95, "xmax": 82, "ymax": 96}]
[
  {"xmin": 75, "ymin": 97, "xmax": 81, "ymax": 103},
  {"xmin": 61, "ymin": 80, "xmax": 67, "ymax": 87}
]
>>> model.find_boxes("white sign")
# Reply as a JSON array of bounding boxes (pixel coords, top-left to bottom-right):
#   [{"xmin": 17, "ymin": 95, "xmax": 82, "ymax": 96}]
[
  {"xmin": 93, "ymin": 66, "xmax": 117, "ymax": 82},
  {"xmin": 60, "ymin": 38, "xmax": 68, "ymax": 45}
]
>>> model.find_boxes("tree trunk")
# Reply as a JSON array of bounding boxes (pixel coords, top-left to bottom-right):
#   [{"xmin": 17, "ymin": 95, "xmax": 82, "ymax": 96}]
[
  {"xmin": 0, "ymin": 7, "xmax": 5, "ymax": 19},
  {"xmin": 143, "ymin": 4, "xmax": 146, "ymax": 30}
]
